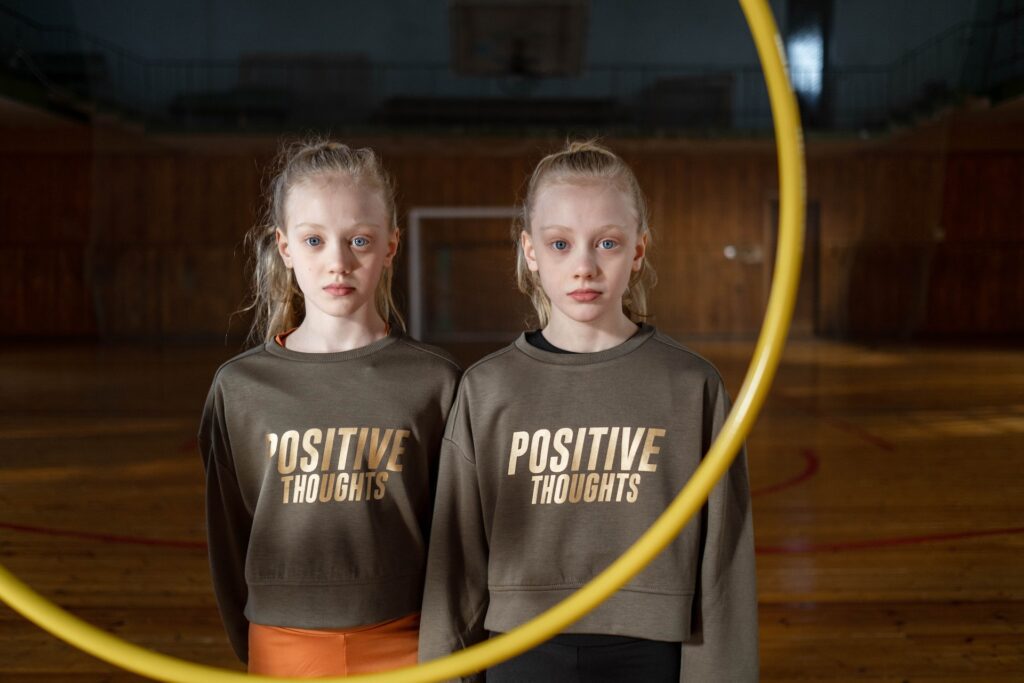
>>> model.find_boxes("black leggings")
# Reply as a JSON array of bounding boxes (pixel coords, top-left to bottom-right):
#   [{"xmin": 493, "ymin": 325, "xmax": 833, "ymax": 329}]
[{"xmin": 486, "ymin": 633, "xmax": 681, "ymax": 683}]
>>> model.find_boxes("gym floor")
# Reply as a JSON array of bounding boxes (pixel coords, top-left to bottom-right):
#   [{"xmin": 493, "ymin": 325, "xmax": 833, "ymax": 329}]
[{"xmin": 1, "ymin": 338, "xmax": 1021, "ymax": 681}]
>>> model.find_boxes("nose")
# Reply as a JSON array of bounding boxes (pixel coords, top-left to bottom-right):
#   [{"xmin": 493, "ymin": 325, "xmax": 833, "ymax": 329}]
[
  {"xmin": 573, "ymin": 246, "xmax": 598, "ymax": 279},
  {"xmin": 329, "ymin": 242, "xmax": 357, "ymax": 274}
]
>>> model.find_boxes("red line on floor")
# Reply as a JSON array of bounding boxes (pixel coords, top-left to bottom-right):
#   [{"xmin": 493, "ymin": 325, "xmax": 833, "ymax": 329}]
[
  {"xmin": 778, "ymin": 395, "xmax": 897, "ymax": 452},
  {"xmin": 4, "ymin": 519, "xmax": 1023, "ymax": 557},
  {"xmin": 751, "ymin": 448, "xmax": 819, "ymax": 498},
  {"xmin": 756, "ymin": 526, "xmax": 1024, "ymax": 555}
]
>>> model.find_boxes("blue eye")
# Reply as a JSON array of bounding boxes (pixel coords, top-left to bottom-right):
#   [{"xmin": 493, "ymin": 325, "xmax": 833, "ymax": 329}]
[
  {"xmin": 304, "ymin": 236, "xmax": 322, "ymax": 247},
  {"xmin": 552, "ymin": 240, "xmax": 568, "ymax": 251},
  {"xmin": 599, "ymin": 239, "xmax": 617, "ymax": 249},
  {"xmin": 351, "ymin": 236, "xmax": 370, "ymax": 248}
]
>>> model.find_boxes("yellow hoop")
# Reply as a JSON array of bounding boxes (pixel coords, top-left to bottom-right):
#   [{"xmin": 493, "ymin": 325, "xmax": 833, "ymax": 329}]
[{"xmin": 0, "ymin": 1, "xmax": 804, "ymax": 680}]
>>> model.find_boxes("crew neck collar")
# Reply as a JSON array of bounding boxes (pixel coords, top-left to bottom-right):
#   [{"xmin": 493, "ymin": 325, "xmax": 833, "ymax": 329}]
[
  {"xmin": 513, "ymin": 323, "xmax": 655, "ymax": 365},
  {"xmin": 264, "ymin": 330, "xmax": 400, "ymax": 362}
]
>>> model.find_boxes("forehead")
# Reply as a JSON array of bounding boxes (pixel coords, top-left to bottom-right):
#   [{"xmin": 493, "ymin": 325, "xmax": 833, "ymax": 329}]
[
  {"xmin": 284, "ymin": 174, "xmax": 389, "ymax": 228},
  {"xmin": 531, "ymin": 180, "xmax": 637, "ymax": 231}
]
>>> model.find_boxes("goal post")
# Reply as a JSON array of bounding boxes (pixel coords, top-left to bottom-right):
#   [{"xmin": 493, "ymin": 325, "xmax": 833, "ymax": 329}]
[{"xmin": 406, "ymin": 206, "xmax": 520, "ymax": 341}]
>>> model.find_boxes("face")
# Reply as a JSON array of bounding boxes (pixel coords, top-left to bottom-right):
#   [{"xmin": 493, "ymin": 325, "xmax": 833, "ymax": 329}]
[
  {"xmin": 522, "ymin": 180, "xmax": 647, "ymax": 327},
  {"xmin": 276, "ymin": 175, "xmax": 397, "ymax": 325}
]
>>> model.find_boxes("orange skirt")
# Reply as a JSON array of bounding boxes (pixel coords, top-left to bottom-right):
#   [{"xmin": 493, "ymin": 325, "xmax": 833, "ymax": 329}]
[{"xmin": 248, "ymin": 613, "xmax": 420, "ymax": 677}]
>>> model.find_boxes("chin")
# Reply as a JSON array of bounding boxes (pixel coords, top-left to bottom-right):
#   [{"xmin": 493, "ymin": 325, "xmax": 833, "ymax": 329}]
[
  {"xmin": 554, "ymin": 306, "xmax": 612, "ymax": 325},
  {"xmin": 316, "ymin": 299, "xmax": 368, "ymax": 318}
]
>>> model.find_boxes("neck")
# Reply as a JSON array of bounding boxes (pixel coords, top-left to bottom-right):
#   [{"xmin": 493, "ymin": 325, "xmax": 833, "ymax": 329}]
[
  {"xmin": 285, "ymin": 305, "xmax": 389, "ymax": 353},
  {"xmin": 542, "ymin": 308, "xmax": 638, "ymax": 352}
]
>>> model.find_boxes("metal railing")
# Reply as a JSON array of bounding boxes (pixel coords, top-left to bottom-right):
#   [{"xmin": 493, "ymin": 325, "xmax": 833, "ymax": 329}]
[{"xmin": 1, "ymin": 5, "xmax": 1020, "ymax": 133}]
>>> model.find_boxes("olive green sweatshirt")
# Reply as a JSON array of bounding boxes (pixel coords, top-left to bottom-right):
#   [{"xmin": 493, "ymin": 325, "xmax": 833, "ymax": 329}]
[
  {"xmin": 199, "ymin": 333, "xmax": 460, "ymax": 663},
  {"xmin": 419, "ymin": 324, "xmax": 758, "ymax": 682}
]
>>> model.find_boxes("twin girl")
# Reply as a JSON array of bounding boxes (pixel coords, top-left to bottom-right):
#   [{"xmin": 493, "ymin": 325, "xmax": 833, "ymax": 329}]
[{"xmin": 199, "ymin": 139, "xmax": 757, "ymax": 682}]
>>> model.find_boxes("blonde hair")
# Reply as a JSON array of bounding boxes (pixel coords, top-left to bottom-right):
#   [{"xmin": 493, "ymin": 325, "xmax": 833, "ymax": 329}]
[
  {"xmin": 513, "ymin": 139, "xmax": 656, "ymax": 328},
  {"xmin": 243, "ymin": 138, "xmax": 404, "ymax": 344}
]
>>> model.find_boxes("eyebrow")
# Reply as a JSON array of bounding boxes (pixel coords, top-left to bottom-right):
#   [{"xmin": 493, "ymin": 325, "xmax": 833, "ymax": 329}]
[
  {"xmin": 538, "ymin": 224, "xmax": 627, "ymax": 232},
  {"xmin": 292, "ymin": 221, "xmax": 383, "ymax": 230}
]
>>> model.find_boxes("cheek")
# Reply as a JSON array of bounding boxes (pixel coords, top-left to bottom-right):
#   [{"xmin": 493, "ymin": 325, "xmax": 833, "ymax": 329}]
[
  {"xmin": 533, "ymin": 250, "xmax": 560, "ymax": 276},
  {"xmin": 607, "ymin": 254, "xmax": 635, "ymax": 286},
  {"xmin": 359, "ymin": 250, "xmax": 390, "ymax": 279}
]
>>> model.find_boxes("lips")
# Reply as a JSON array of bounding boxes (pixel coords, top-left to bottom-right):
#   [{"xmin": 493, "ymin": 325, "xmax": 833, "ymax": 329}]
[
  {"xmin": 569, "ymin": 289, "xmax": 601, "ymax": 302},
  {"xmin": 323, "ymin": 284, "xmax": 355, "ymax": 296}
]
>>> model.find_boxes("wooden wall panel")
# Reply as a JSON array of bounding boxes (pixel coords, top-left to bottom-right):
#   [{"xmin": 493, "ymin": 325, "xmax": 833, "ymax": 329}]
[
  {"xmin": 0, "ymin": 249, "xmax": 25, "ymax": 331},
  {"xmin": 845, "ymin": 243, "xmax": 934, "ymax": 338},
  {"xmin": 808, "ymin": 143, "xmax": 1023, "ymax": 339},
  {"xmin": 141, "ymin": 157, "xmax": 177, "ymax": 243},
  {"xmin": 0, "ymin": 156, "xmax": 92, "ymax": 246},
  {"xmin": 862, "ymin": 153, "xmax": 946, "ymax": 242},
  {"xmin": 942, "ymin": 155, "xmax": 1024, "ymax": 242},
  {"xmin": 812, "ymin": 157, "xmax": 859, "ymax": 336},
  {"xmin": 625, "ymin": 152, "xmax": 777, "ymax": 337},
  {"xmin": 817, "ymin": 245, "xmax": 853, "ymax": 336},
  {"xmin": 108, "ymin": 158, "xmax": 145, "ymax": 245},
  {"xmin": 0, "ymin": 153, "xmax": 97, "ymax": 336},
  {"xmin": 923, "ymin": 246, "xmax": 1024, "ymax": 336},
  {"xmin": 160, "ymin": 247, "xmax": 251, "ymax": 339},
  {"xmin": 0, "ymin": 128, "xmax": 1020, "ymax": 341}
]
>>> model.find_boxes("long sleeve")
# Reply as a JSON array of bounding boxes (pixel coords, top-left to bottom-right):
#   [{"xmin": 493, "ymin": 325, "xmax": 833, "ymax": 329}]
[
  {"xmin": 423, "ymin": 377, "xmax": 462, "ymax": 547},
  {"xmin": 198, "ymin": 383, "xmax": 253, "ymax": 664},
  {"xmin": 680, "ymin": 380, "xmax": 759, "ymax": 681},
  {"xmin": 419, "ymin": 434, "xmax": 489, "ymax": 683}
]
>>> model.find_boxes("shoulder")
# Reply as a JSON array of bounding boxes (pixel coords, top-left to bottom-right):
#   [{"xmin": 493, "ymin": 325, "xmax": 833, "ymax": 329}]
[
  {"xmin": 392, "ymin": 336, "xmax": 462, "ymax": 376},
  {"xmin": 644, "ymin": 329, "xmax": 727, "ymax": 387},
  {"xmin": 437, "ymin": 342, "xmax": 522, "ymax": 416},
  {"xmin": 208, "ymin": 343, "xmax": 271, "ymax": 388},
  {"xmin": 201, "ymin": 344, "xmax": 271, "ymax": 416},
  {"xmin": 457, "ymin": 341, "xmax": 521, "ymax": 385}
]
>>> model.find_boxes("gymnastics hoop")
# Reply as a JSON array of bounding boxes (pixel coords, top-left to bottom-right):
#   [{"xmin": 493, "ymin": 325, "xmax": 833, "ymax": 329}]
[{"xmin": 0, "ymin": 0, "xmax": 805, "ymax": 680}]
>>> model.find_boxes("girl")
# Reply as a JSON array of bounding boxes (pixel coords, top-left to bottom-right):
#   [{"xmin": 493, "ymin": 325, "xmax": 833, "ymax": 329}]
[
  {"xmin": 419, "ymin": 140, "xmax": 757, "ymax": 682},
  {"xmin": 199, "ymin": 139, "xmax": 460, "ymax": 677}
]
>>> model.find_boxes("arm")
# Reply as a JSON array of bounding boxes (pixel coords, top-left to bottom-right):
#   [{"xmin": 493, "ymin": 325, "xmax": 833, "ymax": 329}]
[
  {"xmin": 198, "ymin": 382, "xmax": 253, "ymax": 664},
  {"xmin": 680, "ymin": 380, "xmax": 759, "ymax": 682},
  {"xmin": 419, "ymin": 393, "xmax": 490, "ymax": 682},
  {"xmin": 423, "ymin": 374, "xmax": 462, "ymax": 547}
]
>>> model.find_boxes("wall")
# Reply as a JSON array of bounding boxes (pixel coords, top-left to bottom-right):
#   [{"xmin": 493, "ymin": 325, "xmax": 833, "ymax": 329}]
[{"xmin": 2, "ymin": 98, "xmax": 1020, "ymax": 342}]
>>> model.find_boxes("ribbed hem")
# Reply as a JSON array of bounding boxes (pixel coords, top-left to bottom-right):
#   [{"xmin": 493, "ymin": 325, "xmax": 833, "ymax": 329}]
[
  {"xmin": 512, "ymin": 324, "xmax": 656, "ymax": 365},
  {"xmin": 262, "ymin": 330, "xmax": 400, "ymax": 363},
  {"xmin": 245, "ymin": 575, "xmax": 423, "ymax": 629},
  {"xmin": 484, "ymin": 586, "xmax": 692, "ymax": 642}
]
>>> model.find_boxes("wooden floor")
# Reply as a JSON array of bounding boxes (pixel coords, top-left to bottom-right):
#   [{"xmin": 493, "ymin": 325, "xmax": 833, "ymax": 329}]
[{"xmin": 1, "ymin": 339, "xmax": 1022, "ymax": 681}]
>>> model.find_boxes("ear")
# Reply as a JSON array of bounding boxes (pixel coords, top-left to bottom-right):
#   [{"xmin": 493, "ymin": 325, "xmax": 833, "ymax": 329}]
[
  {"xmin": 275, "ymin": 228, "xmax": 293, "ymax": 268},
  {"xmin": 384, "ymin": 229, "xmax": 400, "ymax": 267},
  {"xmin": 632, "ymin": 231, "xmax": 649, "ymax": 272},
  {"xmin": 521, "ymin": 230, "xmax": 539, "ymax": 272}
]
